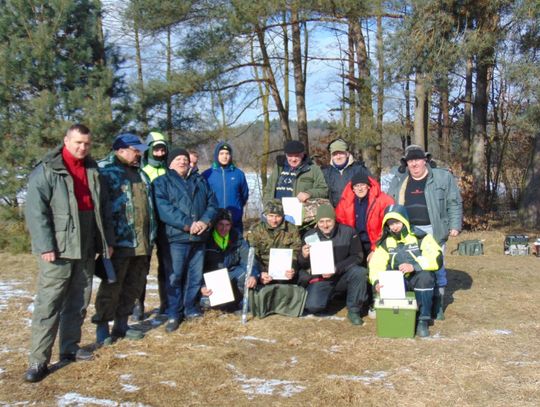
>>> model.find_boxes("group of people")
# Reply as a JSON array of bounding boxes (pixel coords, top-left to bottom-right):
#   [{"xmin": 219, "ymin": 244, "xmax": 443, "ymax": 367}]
[{"xmin": 23, "ymin": 125, "xmax": 462, "ymax": 383}]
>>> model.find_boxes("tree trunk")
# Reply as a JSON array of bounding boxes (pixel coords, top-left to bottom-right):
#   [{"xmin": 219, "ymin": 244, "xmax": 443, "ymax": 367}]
[
  {"xmin": 374, "ymin": 13, "xmax": 384, "ymax": 179},
  {"xmin": 462, "ymin": 56, "xmax": 473, "ymax": 172},
  {"xmin": 439, "ymin": 76, "xmax": 450, "ymax": 163},
  {"xmin": 519, "ymin": 132, "xmax": 540, "ymax": 228},
  {"xmin": 166, "ymin": 26, "xmax": 173, "ymax": 142},
  {"xmin": 281, "ymin": 11, "xmax": 289, "ymax": 116},
  {"xmin": 291, "ymin": 6, "xmax": 309, "ymax": 151},
  {"xmin": 255, "ymin": 24, "xmax": 291, "ymax": 142},
  {"xmin": 404, "ymin": 76, "xmax": 412, "ymax": 148},
  {"xmin": 413, "ymin": 72, "xmax": 428, "ymax": 149},
  {"xmin": 347, "ymin": 22, "xmax": 356, "ymax": 135},
  {"xmin": 134, "ymin": 19, "xmax": 148, "ymax": 133}
]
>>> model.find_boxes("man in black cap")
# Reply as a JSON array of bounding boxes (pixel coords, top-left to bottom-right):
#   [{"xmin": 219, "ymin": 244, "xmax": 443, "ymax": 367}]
[
  {"xmin": 153, "ymin": 147, "xmax": 218, "ymax": 332},
  {"xmin": 322, "ymin": 138, "xmax": 369, "ymax": 207},
  {"xmin": 388, "ymin": 144, "xmax": 462, "ymax": 320},
  {"xmin": 263, "ymin": 140, "xmax": 328, "ymax": 204}
]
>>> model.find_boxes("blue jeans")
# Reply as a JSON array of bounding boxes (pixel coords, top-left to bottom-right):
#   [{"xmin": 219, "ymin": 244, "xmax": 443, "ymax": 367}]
[{"xmin": 166, "ymin": 242, "xmax": 205, "ymax": 320}]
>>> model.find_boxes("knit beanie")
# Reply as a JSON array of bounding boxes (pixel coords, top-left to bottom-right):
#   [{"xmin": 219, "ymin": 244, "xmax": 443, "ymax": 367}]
[
  {"xmin": 167, "ymin": 147, "xmax": 190, "ymax": 167},
  {"xmin": 316, "ymin": 204, "xmax": 336, "ymax": 222},
  {"xmin": 351, "ymin": 170, "xmax": 371, "ymax": 187}
]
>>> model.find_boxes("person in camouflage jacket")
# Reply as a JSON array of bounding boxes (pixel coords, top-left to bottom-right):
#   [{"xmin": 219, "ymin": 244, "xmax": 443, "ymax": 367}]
[{"xmin": 245, "ymin": 200, "xmax": 307, "ymax": 318}]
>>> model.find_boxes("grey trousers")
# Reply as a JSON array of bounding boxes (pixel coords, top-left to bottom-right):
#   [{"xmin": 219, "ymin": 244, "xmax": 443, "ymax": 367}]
[{"xmin": 29, "ymin": 211, "xmax": 96, "ymax": 365}]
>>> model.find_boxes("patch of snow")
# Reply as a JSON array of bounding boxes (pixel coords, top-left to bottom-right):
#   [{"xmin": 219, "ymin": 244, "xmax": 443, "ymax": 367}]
[
  {"xmin": 0, "ymin": 281, "xmax": 32, "ymax": 311},
  {"xmin": 119, "ymin": 374, "xmax": 140, "ymax": 393},
  {"xmin": 494, "ymin": 329, "xmax": 512, "ymax": 335},
  {"xmin": 324, "ymin": 345, "xmax": 342, "ymax": 354},
  {"xmin": 0, "ymin": 367, "xmax": 5, "ymax": 375},
  {"xmin": 505, "ymin": 360, "xmax": 540, "ymax": 367},
  {"xmin": 328, "ymin": 370, "xmax": 390, "ymax": 386},
  {"xmin": 57, "ymin": 392, "xmax": 117, "ymax": 406},
  {"xmin": 146, "ymin": 283, "xmax": 158, "ymax": 291},
  {"xmin": 24, "ymin": 318, "xmax": 32, "ymax": 327},
  {"xmin": 227, "ymin": 364, "xmax": 305, "ymax": 399},
  {"xmin": 238, "ymin": 336, "xmax": 277, "ymax": 344},
  {"xmin": 115, "ymin": 352, "xmax": 147, "ymax": 359},
  {"xmin": 160, "ymin": 381, "xmax": 177, "ymax": 387},
  {"xmin": 302, "ymin": 314, "xmax": 345, "ymax": 321}
]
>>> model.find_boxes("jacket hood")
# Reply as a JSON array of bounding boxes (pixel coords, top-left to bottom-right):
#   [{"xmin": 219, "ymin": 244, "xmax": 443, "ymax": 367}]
[
  {"xmin": 378, "ymin": 204, "xmax": 411, "ymax": 243},
  {"xmin": 213, "ymin": 141, "xmax": 234, "ymax": 168},
  {"xmin": 144, "ymin": 132, "xmax": 168, "ymax": 167}
]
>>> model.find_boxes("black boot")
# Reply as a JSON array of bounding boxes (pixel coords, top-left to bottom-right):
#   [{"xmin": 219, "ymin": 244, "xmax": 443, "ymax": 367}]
[
  {"xmin": 432, "ymin": 287, "xmax": 445, "ymax": 320},
  {"xmin": 24, "ymin": 363, "xmax": 48, "ymax": 383},
  {"xmin": 414, "ymin": 289, "xmax": 434, "ymax": 337}
]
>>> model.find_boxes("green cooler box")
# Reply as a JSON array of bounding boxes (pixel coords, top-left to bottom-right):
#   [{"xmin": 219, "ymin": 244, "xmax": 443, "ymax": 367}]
[{"xmin": 375, "ymin": 292, "xmax": 417, "ymax": 338}]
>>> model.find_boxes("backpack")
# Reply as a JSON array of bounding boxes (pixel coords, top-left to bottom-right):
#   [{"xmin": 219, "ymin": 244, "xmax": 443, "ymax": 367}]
[{"xmin": 456, "ymin": 240, "xmax": 484, "ymax": 256}]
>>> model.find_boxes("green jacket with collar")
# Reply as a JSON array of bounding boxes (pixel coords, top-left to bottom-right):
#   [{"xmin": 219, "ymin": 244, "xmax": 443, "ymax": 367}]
[{"xmin": 25, "ymin": 145, "xmax": 115, "ymax": 259}]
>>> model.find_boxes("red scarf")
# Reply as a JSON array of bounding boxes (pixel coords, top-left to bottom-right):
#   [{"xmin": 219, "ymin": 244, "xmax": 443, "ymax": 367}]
[{"xmin": 62, "ymin": 147, "xmax": 94, "ymax": 211}]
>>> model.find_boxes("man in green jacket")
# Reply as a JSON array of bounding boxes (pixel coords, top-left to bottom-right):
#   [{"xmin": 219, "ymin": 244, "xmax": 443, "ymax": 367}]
[
  {"xmin": 263, "ymin": 140, "xmax": 328, "ymax": 204},
  {"xmin": 387, "ymin": 145, "xmax": 462, "ymax": 320},
  {"xmin": 24, "ymin": 124, "xmax": 114, "ymax": 383}
]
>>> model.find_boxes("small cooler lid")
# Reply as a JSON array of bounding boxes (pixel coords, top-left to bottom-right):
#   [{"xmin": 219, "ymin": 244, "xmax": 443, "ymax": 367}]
[{"xmin": 375, "ymin": 297, "xmax": 418, "ymax": 310}]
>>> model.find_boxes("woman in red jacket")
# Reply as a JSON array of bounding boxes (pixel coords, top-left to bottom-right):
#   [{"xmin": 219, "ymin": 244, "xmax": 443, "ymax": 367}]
[{"xmin": 335, "ymin": 170, "xmax": 394, "ymax": 263}]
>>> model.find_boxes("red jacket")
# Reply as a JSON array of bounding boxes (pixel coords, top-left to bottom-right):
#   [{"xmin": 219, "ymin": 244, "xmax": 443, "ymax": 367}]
[{"xmin": 335, "ymin": 177, "xmax": 394, "ymax": 251}]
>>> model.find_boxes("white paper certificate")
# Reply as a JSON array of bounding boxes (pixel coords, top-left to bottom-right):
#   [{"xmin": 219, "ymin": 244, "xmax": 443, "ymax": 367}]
[
  {"xmin": 309, "ymin": 240, "xmax": 335, "ymax": 275},
  {"xmin": 203, "ymin": 268, "xmax": 235, "ymax": 306},
  {"xmin": 282, "ymin": 197, "xmax": 303, "ymax": 225},
  {"xmin": 268, "ymin": 248, "xmax": 293, "ymax": 280},
  {"xmin": 379, "ymin": 270, "xmax": 406, "ymax": 299}
]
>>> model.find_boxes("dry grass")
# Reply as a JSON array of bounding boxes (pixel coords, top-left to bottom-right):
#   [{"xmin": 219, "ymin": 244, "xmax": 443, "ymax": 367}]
[{"xmin": 0, "ymin": 230, "xmax": 539, "ymax": 406}]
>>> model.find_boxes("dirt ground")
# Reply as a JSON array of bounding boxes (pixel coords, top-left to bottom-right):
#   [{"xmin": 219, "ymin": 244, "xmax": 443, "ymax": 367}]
[{"xmin": 0, "ymin": 230, "xmax": 539, "ymax": 406}]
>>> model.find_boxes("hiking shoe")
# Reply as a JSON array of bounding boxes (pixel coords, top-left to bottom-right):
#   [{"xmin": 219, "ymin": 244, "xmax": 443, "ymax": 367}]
[
  {"xmin": 24, "ymin": 363, "xmax": 48, "ymax": 383},
  {"xmin": 165, "ymin": 319, "xmax": 180, "ymax": 333},
  {"xmin": 368, "ymin": 307, "xmax": 377, "ymax": 320},
  {"xmin": 347, "ymin": 311, "xmax": 364, "ymax": 326},
  {"xmin": 416, "ymin": 320, "xmax": 429, "ymax": 337},
  {"xmin": 60, "ymin": 348, "xmax": 94, "ymax": 362}
]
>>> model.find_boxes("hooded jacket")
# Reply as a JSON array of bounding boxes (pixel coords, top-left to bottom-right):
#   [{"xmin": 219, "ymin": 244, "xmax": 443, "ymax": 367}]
[
  {"xmin": 25, "ymin": 145, "xmax": 115, "ymax": 259},
  {"xmin": 368, "ymin": 205, "xmax": 442, "ymax": 285},
  {"xmin": 202, "ymin": 142, "xmax": 249, "ymax": 231},
  {"xmin": 322, "ymin": 155, "xmax": 369, "ymax": 207},
  {"xmin": 263, "ymin": 154, "xmax": 328, "ymax": 202},
  {"xmin": 335, "ymin": 176, "xmax": 394, "ymax": 251},
  {"xmin": 142, "ymin": 132, "xmax": 168, "ymax": 182}
]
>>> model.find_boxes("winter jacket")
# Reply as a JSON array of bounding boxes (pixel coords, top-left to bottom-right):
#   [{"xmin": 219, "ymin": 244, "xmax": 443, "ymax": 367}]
[
  {"xmin": 153, "ymin": 169, "xmax": 218, "ymax": 243},
  {"xmin": 204, "ymin": 229, "xmax": 258, "ymax": 277},
  {"xmin": 25, "ymin": 145, "xmax": 114, "ymax": 259},
  {"xmin": 263, "ymin": 155, "xmax": 328, "ymax": 203},
  {"xmin": 98, "ymin": 152, "xmax": 157, "ymax": 248},
  {"xmin": 202, "ymin": 142, "xmax": 249, "ymax": 230},
  {"xmin": 335, "ymin": 176, "xmax": 394, "ymax": 251},
  {"xmin": 368, "ymin": 205, "xmax": 443, "ymax": 285},
  {"xmin": 322, "ymin": 156, "xmax": 369, "ymax": 207},
  {"xmin": 297, "ymin": 223, "xmax": 364, "ymax": 286},
  {"xmin": 387, "ymin": 166, "xmax": 462, "ymax": 245}
]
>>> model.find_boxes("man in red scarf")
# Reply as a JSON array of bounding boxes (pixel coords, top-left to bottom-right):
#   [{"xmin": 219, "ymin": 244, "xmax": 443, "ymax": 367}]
[{"xmin": 24, "ymin": 124, "xmax": 114, "ymax": 382}]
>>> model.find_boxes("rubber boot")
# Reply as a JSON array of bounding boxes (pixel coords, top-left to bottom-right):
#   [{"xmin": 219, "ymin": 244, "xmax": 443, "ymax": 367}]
[
  {"xmin": 433, "ymin": 287, "xmax": 445, "ymax": 320},
  {"xmin": 113, "ymin": 316, "xmax": 144, "ymax": 340},
  {"xmin": 414, "ymin": 289, "xmax": 433, "ymax": 337},
  {"xmin": 131, "ymin": 299, "xmax": 144, "ymax": 322},
  {"xmin": 96, "ymin": 322, "xmax": 111, "ymax": 345}
]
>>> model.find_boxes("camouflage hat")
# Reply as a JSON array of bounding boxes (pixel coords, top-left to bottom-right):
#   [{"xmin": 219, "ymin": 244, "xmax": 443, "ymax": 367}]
[{"xmin": 264, "ymin": 199, "xmax": 284, "ymax": 216}]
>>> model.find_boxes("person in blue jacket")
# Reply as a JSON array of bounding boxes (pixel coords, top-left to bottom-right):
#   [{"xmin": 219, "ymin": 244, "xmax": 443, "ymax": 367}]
[
  {"xmin": 202, "ymin": 142, "xmax": 249, "ymax": 233},
  {"xmin": 153, "ymin": 148, "xmax": 218, "ymax": 333}
]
